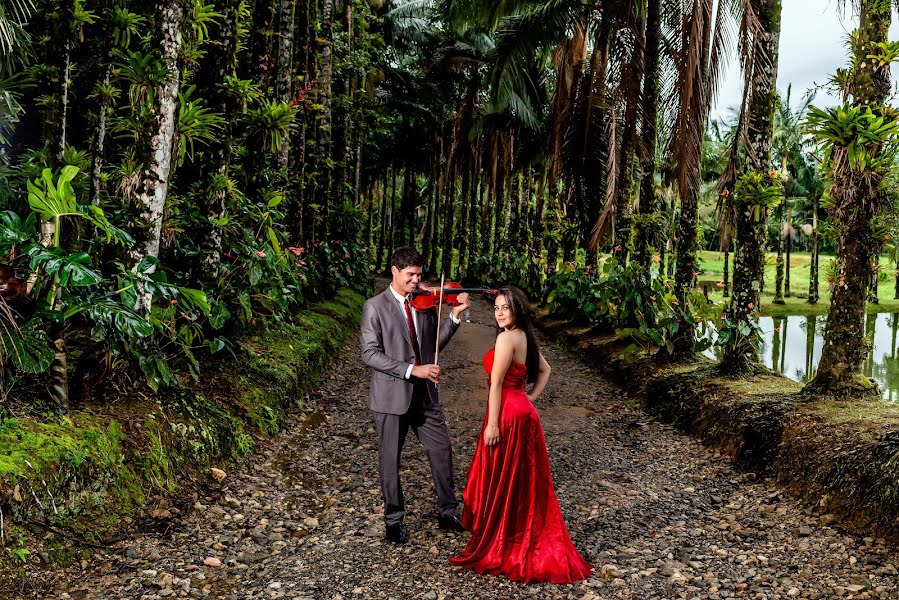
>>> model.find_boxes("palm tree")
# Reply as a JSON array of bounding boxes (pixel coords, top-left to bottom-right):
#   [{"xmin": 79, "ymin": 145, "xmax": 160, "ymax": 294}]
[
  {"xmin": 804, "ymin": 0, "xmax": 894, "ymax": 395},
  {"xmin": 633, "ymin": 0, "xmax": 661, "ymax": 266},
  {"xmin": 718, "ymin": 0, "xmax": 783, "ymax": 373},
  {"xmin": 315, "ymin": 0, "xmax": 333, "ymax": 238},
  {"xmin": 274, "ymin": 0, "xmax": 295, "ymax": 168},
  {"xmin": 129, "ymin": 0, "xmax": 185, "ymax": 312},
  {"xmin": 771, "ymin": 85, "xmax": 815, "ymax": 302},
  {"xmin": 195, "ymin": 0, "xmax": 241, "ymax": 278},
  {"xmin": 669, "ymin": 0, "xmax": 747, "ymax": 355}
]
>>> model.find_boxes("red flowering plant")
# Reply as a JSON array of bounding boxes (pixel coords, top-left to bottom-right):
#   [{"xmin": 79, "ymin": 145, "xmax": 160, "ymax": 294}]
[
  {"xmin": 543, "ymin": 254, "xmax": 721, "ymax": 358},
  {"xmin": 544, "ymin": 257, "xmax": 603, "ymax": 323}
]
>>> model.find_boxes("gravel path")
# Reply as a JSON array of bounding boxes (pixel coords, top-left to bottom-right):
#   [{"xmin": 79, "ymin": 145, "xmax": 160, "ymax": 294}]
[{"xmin": 27, "ymin": 293, "xmax": 899, "ymax": 599}]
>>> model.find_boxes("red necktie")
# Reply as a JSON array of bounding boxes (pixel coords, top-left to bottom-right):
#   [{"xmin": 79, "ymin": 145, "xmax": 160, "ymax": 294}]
[{"xmin": 404, "ymin": 298, "xmax": 422, "ymax": 365}]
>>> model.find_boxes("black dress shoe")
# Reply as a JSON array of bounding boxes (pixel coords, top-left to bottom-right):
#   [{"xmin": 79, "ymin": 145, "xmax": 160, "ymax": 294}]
[
  {"xmin": 437, "ymin": 514, "xmax": 465, "ymax": 532},
  {"xmin": 385, "ymin": 522, "xmax": 407, "ymax": 544}
]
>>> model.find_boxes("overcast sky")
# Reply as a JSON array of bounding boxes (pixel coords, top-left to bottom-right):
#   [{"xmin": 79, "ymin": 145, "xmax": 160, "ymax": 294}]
[{"xmin": 710, "ymin": 1, "xmax": 899, "ymax": 122}]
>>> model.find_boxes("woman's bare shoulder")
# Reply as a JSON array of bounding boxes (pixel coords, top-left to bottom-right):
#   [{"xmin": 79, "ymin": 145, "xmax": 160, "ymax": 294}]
[{"xmin": 495, "ymin": 330, "xmax": 515, "ymax": 345}]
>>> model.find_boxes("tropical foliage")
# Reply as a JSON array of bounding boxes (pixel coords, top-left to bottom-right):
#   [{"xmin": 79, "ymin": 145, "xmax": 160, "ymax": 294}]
[
  {"xmin": 0, "ymin": 0, "xmax": 380, "ymax": 407},
  {"xmin": 1, "ymin": 0, "xmax": 897, "ymax": 408}
]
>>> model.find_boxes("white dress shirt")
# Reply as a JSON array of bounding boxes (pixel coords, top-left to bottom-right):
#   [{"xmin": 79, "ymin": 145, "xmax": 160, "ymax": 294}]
[{"xmin": 388, "ymin": 283, "xmax": 460, "ymax": 379}]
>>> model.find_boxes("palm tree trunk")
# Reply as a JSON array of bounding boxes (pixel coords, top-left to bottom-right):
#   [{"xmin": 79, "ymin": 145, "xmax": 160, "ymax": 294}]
[
  {"xmin": 523, "ymin": 168, "xmax": 534, "ymax": 251},
  {"xmin": 397, "ymin": 164, "xmax": 411, "ymax": 246},
  {"xmin": 90, "ymin": 69, "xmax": 112, "ymax": 206},
  {"xmin": 614, "ymin": 20, "xmax": 644, "ymax": 257},
  {"xmin": 385, "ymin": 165, "xmax": 397, "ymax": 269},
  {"xmin": 806, "ymin": 315, "xmax": 817, "ymax": 379},
  {"xmin": 365, "ymin": 185, "xmax": 374, "ymax": 258},
  {"xmin": 429, "ymin": 140, "xmax": 445, "ymax": 274},
  {"xmin": 581, "ymin": 22, "xmax": 611, "ymax": 247},
  {"xmin": 634, "ymin": 0, "xmax": 660, "ymax": 267},
  {"xmin": 774, "ymin": 198, "xmax": 786, "ymax": 304},
  {"xmin": 441, "ymin": 167, "xmax": 456, "ymax": 277},
  {"xmin": 894, "ymin": 257, "xmax": 899, "ymax": 300},
  {"xmin": 723, "ymin": 245, "xmax": 730, "ymax": 298},
  {"xmin": 274, "ymin": 0, "xmax": 295, "ymax": 168},
  {"xmin": 785, "ymin": 214, "xmax": 792, "ymax": 296},
  {"xmin": 57, "ymin": 44, "xmax": 72, "ymax": 163},
  {"xmin": 671, "ymin": 0, "xmax": 713, "ymax": 356},
  {"xmin": 660, "ymin": 232, "xmax": 668, "ymax": 276},
  {"xmin": 547, "ymin": 189, "xmax": 562, "ymax": 269},
  {"xmin": 457, "ymin": 159, "xmax": 471, "ymax": 277},
  {"xmin": 199, "ymin": 0, "xmax": 239, "ymax": 278},
  {"xmin": 771, "ymin": 316, "xmax": 783, "ymax": 372},
  {"xmin": 806, "ymin": 0, "xmax": 890, "ymax": 394},
  {"xmin": 130, "ymin": 0, "xmax": 184, "ymax": 312},
  {"xmin": 864, "ymin": 313, "xmax": 876, "ymax": 373},
  {"xmin": 465, "ymin": 146, "xmax": 482, "ymax": 271},
  {"xmin": 808, "ymin": 196, "xmax": 819, "ymax": 303},
  {"xmin": 315, "ymin": 0, "xmax": 333, "ymax": 239},
  {"xmin": 892, "ymin": 314, "xmax": 898, "ymax": 359},
  {"xmin": 250, "ymin": 0, "xmax": 276, "ymax": 92},
  {"xmin": 720, "ymin": 0, "xmax": 782, "ymax": 372},
  {"xmin": 428, "ymin": 180, "xmax": 440, "ymax": 275},
  {"xmin": 491, "ymin": 144, "xmax": 506, "ymax": 259},
  {"xmin": 375, "ymin": 171, "xmax": 388, "ymax": 270},
  {"xmin": 334, "ymin": 2, "xmax": 354, "ymax": 202},
  {"xmin": 780, "ymin": 316, "xmax": 788, "ymax": 371},
  {"xmin": 534, "ymin": 171, "xmax": 546, "ymax": 255},
  {"xmin": 293, "ymin": 0, "xmax": 314, "ymax": 240},
  {"xmin": 481, "ymin": 141, "xmax": 497, "ymax": 260},
  {"xmin": 869, "ymin": 252, "xmax": 880, "ymax": 304},
  {"xmin": 496, "ymin": 136, "xmax": 511, "ymax": 255},
  {"xmin": 354, "ymin": 127, "xmax": 363, "ymax": 206},
  {"xmin": 508, "ymin": 170, "xmax": 520, "ymax": 250},
  {"xmin": 422, "ymin": 156, "xmax": 435, "ymax": 268}
]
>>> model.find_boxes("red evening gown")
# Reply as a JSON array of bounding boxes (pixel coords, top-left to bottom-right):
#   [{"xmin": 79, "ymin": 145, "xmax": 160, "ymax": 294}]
[{"xmin": 450, "ymin": 348, "xmax": 592, "ymax": 584}]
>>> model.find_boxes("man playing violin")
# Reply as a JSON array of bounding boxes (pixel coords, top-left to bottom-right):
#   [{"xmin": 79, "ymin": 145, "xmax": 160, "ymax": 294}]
[{"xmin": 360, "ymin": 246, "xmax": 470, "ymax": 544}]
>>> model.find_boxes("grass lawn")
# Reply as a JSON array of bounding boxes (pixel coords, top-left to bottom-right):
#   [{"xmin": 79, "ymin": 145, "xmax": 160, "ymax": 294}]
[{"xmin": 695, "ymin": 250, "xmax": 899, "ymax": 316}]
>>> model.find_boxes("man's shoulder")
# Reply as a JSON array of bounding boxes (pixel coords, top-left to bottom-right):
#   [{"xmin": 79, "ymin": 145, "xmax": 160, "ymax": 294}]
[{"xmin": 364, "ymin": 289, "xmax": 390, "ymax": 309}]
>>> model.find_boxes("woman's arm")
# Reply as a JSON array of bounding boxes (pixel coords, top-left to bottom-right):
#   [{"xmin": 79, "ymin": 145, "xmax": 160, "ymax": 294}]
[
  {"xmin": 526, "ymin": 352, "xmax": 551, "ymax": 403},
  {"xmin": 484, "ymin": 332, "xmax": 514, "ymax": 446}
]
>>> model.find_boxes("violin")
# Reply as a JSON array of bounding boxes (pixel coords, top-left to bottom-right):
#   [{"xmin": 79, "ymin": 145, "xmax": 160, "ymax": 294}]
[{"xmin": 410, "ymin": 282, "xmax": 497, "ymax": 312}]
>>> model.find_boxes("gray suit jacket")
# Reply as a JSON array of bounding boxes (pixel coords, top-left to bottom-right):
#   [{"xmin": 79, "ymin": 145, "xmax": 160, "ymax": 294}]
[{"xmin": 360, "ymin": 287, "xmax": 460, "ymax": 415}]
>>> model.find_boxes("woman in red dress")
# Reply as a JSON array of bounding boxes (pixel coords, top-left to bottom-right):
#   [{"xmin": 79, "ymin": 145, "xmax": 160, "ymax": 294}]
[{"xmin": 450, "ymin": 286, "xmax": 592, "ymax": 584}]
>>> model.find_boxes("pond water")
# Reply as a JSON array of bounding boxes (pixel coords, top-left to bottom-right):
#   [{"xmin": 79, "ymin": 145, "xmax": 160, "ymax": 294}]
[{"xmin": 703, "ymin": 313, "xmax": 899, "ymax": 400}]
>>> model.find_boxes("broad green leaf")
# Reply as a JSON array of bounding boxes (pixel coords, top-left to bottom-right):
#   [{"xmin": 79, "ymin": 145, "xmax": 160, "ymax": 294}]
[
  {"xmin": 178, "ymin": 287, "xmax": 210, "ymax": 315},
  {"xmin": 267, "ymin": 227, "xmax": 282, "ymax": 259},
  {"xmin": 249, "ymin": 263, "xmax": 262, "ymax": 286}
]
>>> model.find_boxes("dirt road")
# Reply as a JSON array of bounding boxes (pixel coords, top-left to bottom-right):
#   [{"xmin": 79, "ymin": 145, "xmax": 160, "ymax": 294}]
[{"xmin": 33, "ymin": 291, "xmax": 899, "ymax": 599}]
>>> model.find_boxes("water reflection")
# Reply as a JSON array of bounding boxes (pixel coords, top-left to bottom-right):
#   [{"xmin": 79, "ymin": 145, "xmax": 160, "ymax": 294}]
[{"xmin": 703, "ymin": 313, "xmax": 899, "ymax": 400}]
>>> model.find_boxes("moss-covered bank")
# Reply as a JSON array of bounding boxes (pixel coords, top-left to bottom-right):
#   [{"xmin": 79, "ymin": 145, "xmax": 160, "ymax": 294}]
[
  {"xmin": 0, "ymin": 288, "xmax": 364, "ymax": 569},
  {"xmin": 538, "ymin": 312, "xmax": 899, "ymax": 542}
]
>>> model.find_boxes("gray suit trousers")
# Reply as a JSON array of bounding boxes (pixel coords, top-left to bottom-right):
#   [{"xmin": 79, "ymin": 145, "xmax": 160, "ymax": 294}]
[{"xmin": 372, "ymin": 383, "xmax": 459, "ymax": 525}]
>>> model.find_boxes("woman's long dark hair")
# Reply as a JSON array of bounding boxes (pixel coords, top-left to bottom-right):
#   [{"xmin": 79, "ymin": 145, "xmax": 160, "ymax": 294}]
[{"xmin": 495, "ymin": 286, "xmax": 540, "ymax": 384}]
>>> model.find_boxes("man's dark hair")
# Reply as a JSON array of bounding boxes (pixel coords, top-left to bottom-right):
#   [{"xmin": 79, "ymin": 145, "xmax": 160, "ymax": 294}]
[{"xmin": 391, "ymin": 246, "xmax": 424, "ymax": 270}]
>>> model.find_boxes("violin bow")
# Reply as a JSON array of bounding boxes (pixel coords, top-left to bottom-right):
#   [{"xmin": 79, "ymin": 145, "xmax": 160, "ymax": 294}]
[{"xmin": 434, "ymin": 271, "xmax": 445, "ymax": 367}]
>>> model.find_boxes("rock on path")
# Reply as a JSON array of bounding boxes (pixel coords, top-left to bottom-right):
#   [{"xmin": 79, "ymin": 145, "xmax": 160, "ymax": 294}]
[{"xmin": 33, "ymin": 295, "xmax": 899, "ymax": 599}]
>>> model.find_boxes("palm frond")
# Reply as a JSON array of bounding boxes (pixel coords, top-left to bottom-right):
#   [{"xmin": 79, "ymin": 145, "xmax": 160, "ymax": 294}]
[
  {"xmin": 488, "ymin": 0, "xmax": 584, "ymax": 132},
  {"xmin": 705, "ymin": 0, "xmax": 741, "ymax": 104},
  {"xmin": 546, "ymin": 19, "xmax": 586, "ymax": 186},
  {"xmin": 0, "ymin": 0, "xmax": 33, "ymax": 68},
  {"xmin": 590, "ymin": 109, "xmax": 617, "ymax": 250},
  {"xmin": 667, "ymin": 0, "xmax": 712, "ymax": 208}
]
